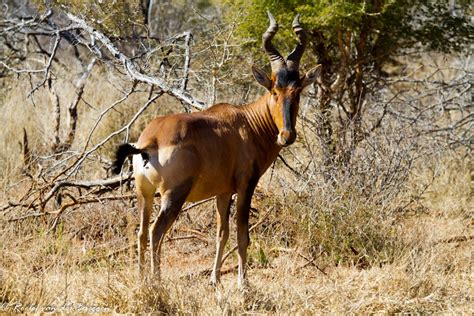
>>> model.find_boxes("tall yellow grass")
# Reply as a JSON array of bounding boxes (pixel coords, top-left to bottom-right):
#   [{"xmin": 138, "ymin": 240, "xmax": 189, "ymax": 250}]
[{"xmin": 0, "ymin": 64, "xmax": 472, "ymax": 313}]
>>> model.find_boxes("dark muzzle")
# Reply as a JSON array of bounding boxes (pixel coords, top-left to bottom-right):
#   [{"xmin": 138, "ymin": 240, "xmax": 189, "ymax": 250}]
[{"xmin": 277, "ymin": 129, "xmax": 296, "ymax": 147}]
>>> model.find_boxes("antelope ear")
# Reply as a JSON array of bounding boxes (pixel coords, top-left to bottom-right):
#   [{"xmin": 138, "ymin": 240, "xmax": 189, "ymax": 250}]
[
  {"xmin": 252, "ymin": 65, "xmax": 272, "ymax": 91},
  {"xmin": 301, "ymin": 64, "xmax": 322, "ymax": 88}
]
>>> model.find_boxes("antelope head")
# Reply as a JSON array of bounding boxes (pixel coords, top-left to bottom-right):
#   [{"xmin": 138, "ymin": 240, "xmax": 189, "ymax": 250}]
[{"xmin": 252, "ymin": 12, "xmax": 321, "ymax": 147}]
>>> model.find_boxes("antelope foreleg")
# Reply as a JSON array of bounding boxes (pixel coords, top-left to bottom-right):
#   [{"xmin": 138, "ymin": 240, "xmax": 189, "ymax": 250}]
[{"xmin": 235, "ymin": 175, "xmax": 258, "ymax": 288}]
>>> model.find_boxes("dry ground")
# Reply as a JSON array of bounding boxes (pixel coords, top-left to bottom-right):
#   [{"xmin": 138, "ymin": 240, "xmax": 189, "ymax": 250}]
[
  {"xmin": 0, "ymin": 156, "xmax": 472, "ymax": 314},
  {"xmin": 0, "ymin": 54, "xmax": 472, "ymax": 314}
]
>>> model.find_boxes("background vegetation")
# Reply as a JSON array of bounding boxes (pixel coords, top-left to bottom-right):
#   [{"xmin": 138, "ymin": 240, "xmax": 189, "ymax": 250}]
[{"xmin": 1, "ymin": 0, "xmax": 472, "ymax": 313}]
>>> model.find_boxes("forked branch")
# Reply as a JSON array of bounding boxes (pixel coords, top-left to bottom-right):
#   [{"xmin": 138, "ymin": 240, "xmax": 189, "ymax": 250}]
[{"xmin": 66, "ymin": 13, "xmax": 206, "ymax": 110}]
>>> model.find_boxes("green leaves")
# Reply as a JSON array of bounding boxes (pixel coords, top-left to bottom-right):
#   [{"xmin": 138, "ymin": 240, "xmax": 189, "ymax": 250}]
[{"xmin": 225, "ymin": 0, "xmax": 472, "ymax": 64}]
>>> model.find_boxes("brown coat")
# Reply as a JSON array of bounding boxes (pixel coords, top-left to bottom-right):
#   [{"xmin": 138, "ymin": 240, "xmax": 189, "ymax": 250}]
[
  {"xmin": 133, "ymin": 94, "xmax": 281, "ymax": 202},
  {"xmin": 110, "ymin": 11, "xmax": 320, "ymax": 287}
]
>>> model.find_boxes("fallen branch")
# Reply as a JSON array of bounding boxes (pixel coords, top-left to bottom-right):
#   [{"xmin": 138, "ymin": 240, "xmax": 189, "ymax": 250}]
[
  {"xmin": 1, "ymin": 200, "xmax": 37, "ymax": 213},
  {"xmin": 42, "ymin": 172, "xmax": 133, "ymax": 208},
  {"xmin": 7, "ymin": 212, "xmax": 45, "ymax": 223},
  {"xmin": 77, "ymin": 231, "xmax": 209, "ymax": 268},
  {"xmin": 295, "ymin": 252, "xmax": 328, "ymax": 276},
  {"xmin": 166, "ymin": 234, "xmax": 210, "ymax": 244},
  {"xmin": 49, "ymin": 193, "xmax": 138, "ymax": 228},
  {"xmin": 194, "ymin": 264, "xmax": 239, "ymax": 278},
  {"xmin": 7, "ymin": 191, "xmax": 138, "ymax": 224},
  {"xmin": 79, "ymin": 244, "xmax": 134, "ymax": 267},
  {"xmin": 432, "ymin": 235, "xmax": 474, "ymax": 246}
]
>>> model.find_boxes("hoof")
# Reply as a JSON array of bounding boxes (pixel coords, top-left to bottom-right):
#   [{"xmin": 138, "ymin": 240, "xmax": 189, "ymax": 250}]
[
  {"xmin": 209, "ymin": 275, "xmax": 220, "ymax": 287},
  {"xmin": 237, "ymin": 278, "xmax": 248, "ymax": 291}
]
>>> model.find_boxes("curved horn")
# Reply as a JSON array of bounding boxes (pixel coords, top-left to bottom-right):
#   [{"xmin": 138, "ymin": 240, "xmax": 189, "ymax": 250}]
[
  {"xmin": 286, "ymin": 14, "xmax": 307, "ymax": 72},
  {"xmin": 262, "ymin": 11, "xmax": 285, "ymax": 72}
]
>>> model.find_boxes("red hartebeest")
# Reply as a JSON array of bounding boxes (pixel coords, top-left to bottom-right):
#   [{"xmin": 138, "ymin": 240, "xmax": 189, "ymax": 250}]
[{"xmin": 112, "ymin": 12, "xmax": 320, "ymax": 287}]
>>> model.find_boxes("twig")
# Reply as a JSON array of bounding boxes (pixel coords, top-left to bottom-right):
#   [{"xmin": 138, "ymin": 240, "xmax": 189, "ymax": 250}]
[
  {"xmin": 27, "ymin": 31, "xmax": 61, "ymax": 98},
  {"xmin": 194, "ymin": 264, "xmax": 239, "ymax": 278},
  {"xmin": 79, "ymin": 244, "xmax": 134, "ymax": 266},
  {"xmin": 277, "ymin": 154, "xmax": 302, "ymax": 177},
  {"xmin": 42, "ymin": 173, "xmax": 133, "ymax": 209},
  {"xmin": 432, "ymin": 235, "xmax": 474, "ymax": 246},
  {"xmin": 182, "ymin": 197, "xmax": 214, "ymax": 212},
  {"xmin": 83, "ymin": 83, "xmax": 137, "ymax": 151},
  {"xmin": 48, "ymin": 74, "xmax": 61, "ymax": 152},
  {"xmin": 66, "ymin": 13, "xmax": 206, "ymax": 110},
  {"xmin": 166, "ymin": 234, "xmax": 209, "ymax": 244},
  {"xmin": 295, "ymin": 252, "xmax": 328, "ymax": 276},
  {"xmin": 66, "ymin": 92, "xmax": 162, "ymax": 177},
  {"xmin": 63, "ymin": 58, "xmax": 97, "ymax": 150},
  {"xmin": 220, "ymin": 207, "xmax": 273, "ymax": 265},
  {"xmin": 180, "ymin": 31, "xmax": 193, "ymax": 111}
]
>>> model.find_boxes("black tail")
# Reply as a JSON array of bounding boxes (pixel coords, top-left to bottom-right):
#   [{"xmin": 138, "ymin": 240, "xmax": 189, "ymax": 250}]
[{"xmin": 111, "ymin": 143, "xmax": 143, "ymax": 174}]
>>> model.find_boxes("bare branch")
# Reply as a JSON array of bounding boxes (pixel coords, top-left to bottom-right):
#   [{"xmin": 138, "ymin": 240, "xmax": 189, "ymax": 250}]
[
  {"xmin": 66, "ymin": 13, "xmax": 206, "ymax": 110},
  {"xmin": 63, "ymin": 58, "xmax": 97, "ymax": 150},
  {"xmin": 47, "ymin": 74, "xmax": 61, "ymax": 152},
  {"xmin": 66, "ymin": 92, "xmax": 163, "ymax": 177},
  {"xmin": 41, "ymin": 172, "xmax": 133, "ymax": 209},
  {"xmin": 83, "ymin": 83, "xmax": 137, "ymax": 151},
  {"xmin": 180, "ymin": 31, "xmax": 192, "ymax": 93},
  {"xmin": 221, "ymin": 207, "xmax": 273, "ymax": 265},
  {"xmin": 28, "ymin": 31, "xmax": 61, "ymax": 97}
]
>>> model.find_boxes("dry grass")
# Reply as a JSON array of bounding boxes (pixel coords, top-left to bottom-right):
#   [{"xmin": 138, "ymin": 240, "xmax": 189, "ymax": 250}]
[
  {"xmin": 1, "ymin": 63, "xmax": 472, "ymax": 314},
  {"xmin": 1, "ymin": 153, "xmax": 472, "ymax": 313}
]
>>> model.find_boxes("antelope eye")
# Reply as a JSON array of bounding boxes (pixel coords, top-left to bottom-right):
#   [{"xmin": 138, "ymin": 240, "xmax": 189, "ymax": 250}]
[{"xmin": 271, "ymin": 90, "xmax": 277, "ymax": 97}]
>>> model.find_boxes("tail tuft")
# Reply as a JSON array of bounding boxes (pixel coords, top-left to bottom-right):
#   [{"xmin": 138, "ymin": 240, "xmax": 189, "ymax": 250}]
[{"xmin": 111, "ymin": 143, "xmax": 143, "ymax": 174}]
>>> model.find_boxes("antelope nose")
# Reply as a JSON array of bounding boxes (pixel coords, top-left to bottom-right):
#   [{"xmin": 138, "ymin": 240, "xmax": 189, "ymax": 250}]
[{"xmin": 277, "ymin": 130, "xmax": 296, "ymax": 147}]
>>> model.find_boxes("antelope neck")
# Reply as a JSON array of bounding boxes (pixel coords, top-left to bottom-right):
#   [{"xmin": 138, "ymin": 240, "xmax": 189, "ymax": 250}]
[{"xmin": 241, "ymin": 94, "xmax": 281, "ymax": 153}]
